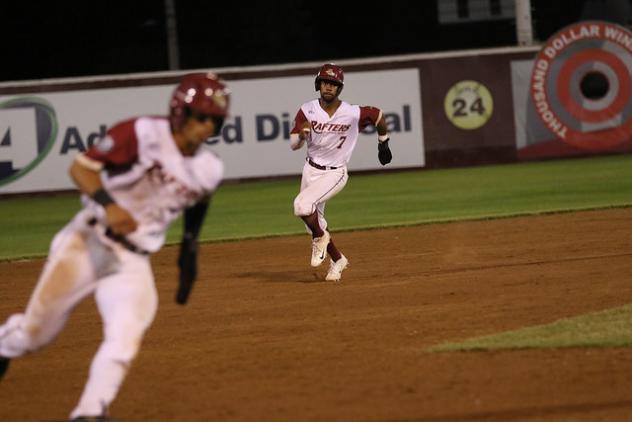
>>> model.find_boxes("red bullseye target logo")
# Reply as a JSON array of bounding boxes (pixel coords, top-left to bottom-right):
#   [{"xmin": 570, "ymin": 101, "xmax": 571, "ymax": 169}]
[{"xmin": 530, "ymin": 21, "xmax": 632, "ymax": 150}]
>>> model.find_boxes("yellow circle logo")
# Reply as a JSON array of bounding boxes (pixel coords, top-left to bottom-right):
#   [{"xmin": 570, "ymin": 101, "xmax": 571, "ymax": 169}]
[{"xmin": 444, "ymin": 80, "xmax": 494, "ymax": 130}]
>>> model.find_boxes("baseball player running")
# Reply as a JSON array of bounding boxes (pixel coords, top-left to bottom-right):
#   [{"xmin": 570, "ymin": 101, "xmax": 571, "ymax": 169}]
[
  {"xmin": 290, "ymin": 63, "xmax": 392, "ymax": 281},
  {"xmin": 0, "ymin": 73, "xmax": 229, "ymax": 421}
]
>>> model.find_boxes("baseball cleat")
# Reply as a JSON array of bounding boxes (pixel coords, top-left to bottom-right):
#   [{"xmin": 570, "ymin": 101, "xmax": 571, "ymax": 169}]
[
  {"xmin": 310, "ymin": 231, "xmax": 330, "ymax": 267},
  {"xmin": 326, "ymin": 254, "xmax": 348, "ymax": 281},
  {"xmin": 0, "ymin": 356, "xmax": 10, "ymax": 381}
]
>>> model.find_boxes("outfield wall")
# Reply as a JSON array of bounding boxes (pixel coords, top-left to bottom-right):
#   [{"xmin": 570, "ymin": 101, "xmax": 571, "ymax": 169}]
[{"xmin": 2, "ymin": 21, "xmax": 631, "ymax": 194}]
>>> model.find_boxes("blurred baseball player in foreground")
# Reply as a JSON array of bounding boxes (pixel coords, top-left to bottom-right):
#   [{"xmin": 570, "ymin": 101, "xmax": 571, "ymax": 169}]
[
  {"xmin": 290, "ymin": 63, "xmax": 392, "ymax": 281},
  {"xmin": 0, "ymin": 72, "xmax": 229, "ymax": 421}
]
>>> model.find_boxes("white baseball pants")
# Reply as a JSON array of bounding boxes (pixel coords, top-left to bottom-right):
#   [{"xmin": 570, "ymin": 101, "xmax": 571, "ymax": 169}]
[
  {"xmin": 0, "ymin": 209, "xmax": 158, "ymax": 418},
  {"xmin": 293, "ymin": 161, "xmax": 348, "ymax": 233}
]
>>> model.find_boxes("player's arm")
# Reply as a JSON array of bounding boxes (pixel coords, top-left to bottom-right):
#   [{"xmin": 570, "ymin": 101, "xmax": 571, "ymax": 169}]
[
  {"xmin": 176, "ymin": 152, "xmax": 224, "ymax": 305},
  {"xmin": 69, "ymin": 155, "xmax": 138, "ymax": 235},
  {"xmin": 360, "ymin": 106, "xmax": 392, "ymax": 165},
  {"xmin": 72, "ymin": 120, "xmax": 140, "ymax": 234},
  {"xmin": 175, "ymin": 196, "xmax": 211, "ymax": 305},
  {"xmin": 376, "ymin": 114, "xmax": 388, "ymax": 139},
  {"xmin": 289, "ymin": 109, "xmax": 309, "ymax": 150}
]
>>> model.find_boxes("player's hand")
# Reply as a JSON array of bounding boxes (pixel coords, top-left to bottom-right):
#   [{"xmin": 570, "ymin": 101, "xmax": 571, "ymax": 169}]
[
  {"xmin": 176, "ymin": 234, "xmax": 198, "ymax": 305},
  {"xmin": 105, "ymin": 204, "xmax": 138, "ymax": 235},
  {"xmin": 378, "ymin": 139, "xmax": 392, "ymax": 165},
  {"xmin": 299, "ymin": 122, "xmax": 311, "ymax": 142}
]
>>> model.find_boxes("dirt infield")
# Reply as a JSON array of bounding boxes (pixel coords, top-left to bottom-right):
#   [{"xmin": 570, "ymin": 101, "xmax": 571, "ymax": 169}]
[{"xmin": 2, "ymin": 208, "xmax": 632, "ymax": 421}]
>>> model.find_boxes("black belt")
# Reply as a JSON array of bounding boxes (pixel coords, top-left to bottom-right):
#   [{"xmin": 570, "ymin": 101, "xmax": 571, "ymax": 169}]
[
  {"xmin": 87, "ymin": 217, "xmax": 150, "ymax": 255},
  {"xmin": 307, "ymin": 158, "xmax": 338, "ymax": 170}
]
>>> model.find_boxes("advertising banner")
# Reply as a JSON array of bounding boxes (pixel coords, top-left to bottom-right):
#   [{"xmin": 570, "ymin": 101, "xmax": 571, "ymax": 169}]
[
  {"xmin": 512, "ymin": 21, "xmax": 632, "ymax": 159},
  {"xmin": 0, "ymin": 69, "xmax": 424, "ymax": 194}
]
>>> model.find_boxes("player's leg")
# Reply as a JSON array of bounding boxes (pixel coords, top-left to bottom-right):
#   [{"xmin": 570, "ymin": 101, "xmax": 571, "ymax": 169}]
[
  {"xmin": 70, "ymin": 249, "xmax": 158, "ymax": 419},
  {"xmin": 310, "ymin": 186, "xmax": 349, "ymax": 281},
  {"xmin": 327, "ymin": 237, "xmax": 342, "ymax": 262},
  {"xmin": 317, "ymin": 204, "xmax": 349, "ymax": 282},
  {"xmin": 301, "ymin": 211, "xmax": 325, "ymax": 238},
  {"xmin": 294, "ymin": 164, "xmax": 327, "ymax": 266},
  {"xmin": 294, "ymin": 164, "xmax": 348, "ymax": 267},
  {"xmin": 0, "ymin": 216, "xmax": 106, "ymax": 362},
  {"xmin": 296, "ymin": 164, "xmax": 326, "ymax": 237},
  {"xmin": 309, "ymin": 201, "xmax": 343, "ymax": 261}
]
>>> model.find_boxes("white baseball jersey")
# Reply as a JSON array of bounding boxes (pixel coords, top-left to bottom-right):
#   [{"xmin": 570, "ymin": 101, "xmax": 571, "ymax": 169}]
[
  {"xmin": 78, "ymin": 116, "xmax": 224, "ymax": 252},
  {"xmin": 291, "ymin": 100, "xmax": 382, "ymax": 168}
]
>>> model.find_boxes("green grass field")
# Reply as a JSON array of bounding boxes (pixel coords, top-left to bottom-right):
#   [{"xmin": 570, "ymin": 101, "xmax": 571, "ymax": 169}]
[
  {"xmin": 2, "ymin": 153, "xmax": 632, "ymax": 350},
  {"xmin": 2, "ymin": 154, "xmax": 632, "ymax": 260},
  {"xmin": 429, "ymin": 304, "xmax": 632, "ymax": 351}
]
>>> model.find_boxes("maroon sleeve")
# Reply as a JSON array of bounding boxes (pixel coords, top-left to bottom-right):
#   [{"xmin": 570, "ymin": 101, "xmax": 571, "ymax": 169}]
[
  {"xmin": 290, "ymin": 109, "xmax": 309, "ymax": 134},
  {"xmin": 358, "ymin": 106, "xmax": 382, "ymax": 130},
  {"xmin": 85, "ymin": 118, "xmax": 139, "ymax": 167}
]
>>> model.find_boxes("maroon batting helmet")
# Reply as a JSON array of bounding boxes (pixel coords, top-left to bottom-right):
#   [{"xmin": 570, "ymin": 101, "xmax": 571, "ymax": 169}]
[
  {"xmin": 169, "ymin": 72, "xmax": 230, "ymax": 133},
  {"xmin": 314, "ymin": 63, "xmax": 344, "ymax": 93}
]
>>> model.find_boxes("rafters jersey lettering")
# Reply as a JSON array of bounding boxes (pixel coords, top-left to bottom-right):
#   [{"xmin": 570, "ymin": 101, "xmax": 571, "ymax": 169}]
[{"xmin": 310, "ymin": 121, "xmax": 351, "ymax": 134}]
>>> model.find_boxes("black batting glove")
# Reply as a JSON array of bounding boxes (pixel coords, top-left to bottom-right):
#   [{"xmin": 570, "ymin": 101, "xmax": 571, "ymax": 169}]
[
  {"xmin": 378, "ymin": 139, "xmax": 392, "ymax": 165},
  {"xmin": 176, "ymin": 234, "xmax": 198, "ymax": 305},
  {"xmin": 175, "ymin": 199, "xmax": 210, "ymax": 305}
]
